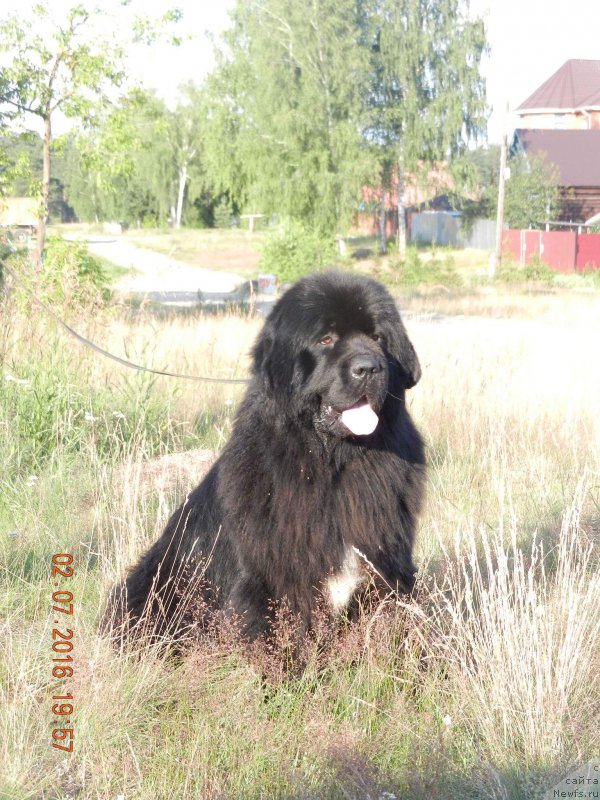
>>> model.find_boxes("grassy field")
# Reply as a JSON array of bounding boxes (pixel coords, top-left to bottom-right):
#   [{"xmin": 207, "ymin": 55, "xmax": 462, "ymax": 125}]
[{"xmin": 1, "ymin": 262, "xmax": 599, "ymax": 798}]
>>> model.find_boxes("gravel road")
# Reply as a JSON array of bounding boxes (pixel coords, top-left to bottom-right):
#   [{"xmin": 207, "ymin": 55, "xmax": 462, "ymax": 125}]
[{"xmin": 85, "ymin": 238, "xmax": 246, "ymax": 294}]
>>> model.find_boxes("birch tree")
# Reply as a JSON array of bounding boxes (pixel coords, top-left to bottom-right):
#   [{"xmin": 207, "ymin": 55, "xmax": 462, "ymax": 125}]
[
  {"xmin": 0, "ymin": 2, "xmax": 181, "ymax": 263},
  {"xmin": 363, "ymin": 0, "xmax": 488, "ymax": 254},
  {"xmin": 203, "ymin": 0, "xmax": 375, "ymax": 235},
  {"xmin": 203, "ymin": 0, "xmax": 487, "ymax": 247},
  {"xmin": 169, "ymin": 83, "xmax": 205, "ymax": 229}
]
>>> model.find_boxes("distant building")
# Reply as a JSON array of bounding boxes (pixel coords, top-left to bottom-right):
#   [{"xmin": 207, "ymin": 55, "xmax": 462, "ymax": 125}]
[
  {"xmin": 512, "ymin": 129, "xmax": 600, "ymax": 223},
  {"xmin": 354, "ymin": 163, "xmax": 455, "ymax": 238},
  {"xmin": 514, "ymin": 61, "xmax": 600, "ymax": 223},
  {"xmin": 516, "ymin": 59, "xmax": 600, "ymax": 130}
]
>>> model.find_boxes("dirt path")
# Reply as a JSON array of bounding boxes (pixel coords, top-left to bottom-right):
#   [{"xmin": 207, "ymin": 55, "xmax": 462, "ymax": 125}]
[{"xmin": 86, "ymin": 238, "xmax": 245, "ymax": 294}]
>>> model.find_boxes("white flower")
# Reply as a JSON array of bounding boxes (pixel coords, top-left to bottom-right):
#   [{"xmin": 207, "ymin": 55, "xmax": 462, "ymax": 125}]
[
  {"xmin": 442, "ymin": 714, "xmax": 452, "ymax": 728},
  {"xmin": 225, "ymin": 399, "xmax": 233, "ymax": 407},
  {"xmin": 4, "ymin": 373, "xmax": 29, "ymax": 385},
  {"xmin": 111, "ymin": 411, "xmax": 126, "ymax": 420},
  {"xmin": 26, "ymin": 475, "xmax": 38, "ymax": 486},
  {"xmin": 84, "ymin": 412, "xmax": 99, "ymax": 423}
]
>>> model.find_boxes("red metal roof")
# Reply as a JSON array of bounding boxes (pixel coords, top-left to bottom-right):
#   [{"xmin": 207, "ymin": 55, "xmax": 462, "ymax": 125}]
[
  {"xmin": 517, "ymin": 59, "xmax": 600, "ymax": 111},
  {"xmin": 514, "ymin": 129, "xmax": 600, "ymax": 187}
]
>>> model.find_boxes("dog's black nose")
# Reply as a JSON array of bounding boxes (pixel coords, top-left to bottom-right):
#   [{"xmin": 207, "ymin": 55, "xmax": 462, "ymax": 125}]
[{"xmin": 350, "ymin": 354, "xmax": 382, "ymax": 379}]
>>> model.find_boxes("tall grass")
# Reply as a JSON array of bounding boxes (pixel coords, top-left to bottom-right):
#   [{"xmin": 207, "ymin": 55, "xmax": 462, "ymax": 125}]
[
  {"xmin": 425, "ymin": 489, "xmax": 599, "ymax": 770},
  {"xmin": 1, "ymin": 287, "xmax": 599, "ymax": 799}
]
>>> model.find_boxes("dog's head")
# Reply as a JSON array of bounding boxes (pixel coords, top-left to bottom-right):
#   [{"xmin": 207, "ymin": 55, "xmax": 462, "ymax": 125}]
[{"xmin": 251, "ymin": 272, "xmax": 421, "ymax": 438}]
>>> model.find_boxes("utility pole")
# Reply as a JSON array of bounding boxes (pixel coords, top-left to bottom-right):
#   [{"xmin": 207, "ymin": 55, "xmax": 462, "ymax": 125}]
[{"xmin": 490, "ymin": 104, "xmax": 509, "ymax": 278}]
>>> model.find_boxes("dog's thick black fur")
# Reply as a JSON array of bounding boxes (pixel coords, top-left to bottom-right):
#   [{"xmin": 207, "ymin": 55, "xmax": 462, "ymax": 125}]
[{"xmin": 112, "ymin": 271, "xmax": 425, "ymax": 641}]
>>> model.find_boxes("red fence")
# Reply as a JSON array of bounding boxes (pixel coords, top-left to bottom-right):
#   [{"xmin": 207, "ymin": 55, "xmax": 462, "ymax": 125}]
[
  {"xmin": 502, "ymin": 229, "xmax": 600, "ymax": 272},
  {"xmin": 576, "ymin": 234, "xmax": 600, "ymax": 270}
]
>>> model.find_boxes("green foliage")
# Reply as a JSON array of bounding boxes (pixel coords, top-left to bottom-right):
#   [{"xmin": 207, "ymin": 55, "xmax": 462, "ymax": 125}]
[
  {"xmin": 10, "ymin": 236, "xmax": 110, "ymax": 312},
  {"xmin": 0, "ymin": 132, "xmax": 37, "ymax": 195},
  {"xmin": 259, "ymin": 221, "xmax": 338, "ymax": 282},
  {"xmin": 63, "ymin": 89, "xmax": 174, "ymax": 225},
  {"xmin": 504, "ymin": 153, "xmax": 560, "ymax": 228},
  {"xmin": 201, "ymin": 0, "xmax": 487, "ymax": 246},
  {"xmin": 0, "ymin": 131, "xmax": 77, "ymax": 222},
  {"xmin": 585, "ymin": 268, "xmax": 600, "ymax": 288},
  {"xmin": 62, "ymin": 85, "xmax": 210, "ymax": 227},
  {"xmin": 0, "ymin": 308, "xmax": 235, "ymax": 483},
  {"xmin": 497, "ymin": 254, "xmax": 555, "ymax": 284},
  {"xmin": 203, "ymin": 0, "xmax": 375, "ymax": 235},
  {"xmin": 0, "ymin": 2, "xmax": 184, "ymax": 253},
  {"xmin": 0, "ymin": 5, "xmax": 125, "ymax": 121},
  {"xmin": 0, "ymin": 341, "xmax": 187, "ymax": 478},
  {"xmin": 0, "ymin": 3, "xmax": 127, "ymax": 255},
  {"xmin": 213, "ymin": 198, "xmax": 233, "ymax": 229},
  {"xmin": 362, "ymin": 0, "xmax": 488, "ymax": 172},
  {"xmin": 391, "ymin": 246, "xmax": 462, "ymax": 287},
  {"xmin": 461, "ymin": 146, "xmax": 560, "ymax": 228}
]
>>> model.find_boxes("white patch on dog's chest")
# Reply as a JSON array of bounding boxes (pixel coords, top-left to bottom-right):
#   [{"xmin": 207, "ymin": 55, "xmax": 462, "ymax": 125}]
[{"xmin": 327, "ymin": 548, "xmax": 363, "ymax": 611}]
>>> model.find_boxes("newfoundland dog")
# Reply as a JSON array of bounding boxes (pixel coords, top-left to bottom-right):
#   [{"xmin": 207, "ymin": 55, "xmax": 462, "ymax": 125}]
[{"xmin": 111, "ymin": 271, "xmax": 425, "ymax": 641}]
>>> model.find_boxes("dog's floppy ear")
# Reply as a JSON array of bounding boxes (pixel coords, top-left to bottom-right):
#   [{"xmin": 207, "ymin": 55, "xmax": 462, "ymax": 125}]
[
  {"xmin": 391, "ymin": 322, "xmax": 421, "ymax": 389},
  {"xmin": 252, "ymin": 316, "xmax": 297, "ymax": 396},
  {"xmin": 251, "ymin": 324, "xmax": 274, "ymax": 389},
  {"xmin": 398, "ymin": 332, "xmax": 421, "ymax": 388}
]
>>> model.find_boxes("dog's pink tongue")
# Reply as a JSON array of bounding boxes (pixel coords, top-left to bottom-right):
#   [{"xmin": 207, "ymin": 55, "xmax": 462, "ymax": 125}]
[{"xmin": 341, "ymin": 402, "xmax": 379, "ymax": 436}]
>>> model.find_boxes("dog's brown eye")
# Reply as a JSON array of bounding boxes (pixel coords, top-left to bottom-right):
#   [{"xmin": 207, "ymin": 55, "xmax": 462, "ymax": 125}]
[
  {"xmin": 372, "ymin": 334, "xmax": 380, "ymax": 342},
  {"xmin": 320, "ymin": 335, "xmax": 334, "ymax": 346}
]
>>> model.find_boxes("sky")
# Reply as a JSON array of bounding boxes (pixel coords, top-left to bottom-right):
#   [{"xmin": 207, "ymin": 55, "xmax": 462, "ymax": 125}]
[
  {"xmin": 469, "ymin": 0, "xmax": 600, "ymax": 142},
  {"xmin": 3, "ymin": 0, "xmax": 600, "ymax": 144}
]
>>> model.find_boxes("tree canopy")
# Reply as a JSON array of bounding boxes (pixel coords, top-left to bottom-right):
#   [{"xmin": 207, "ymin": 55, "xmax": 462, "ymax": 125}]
[
  {"xmin": 0, "ymin": 1, "xmax": 182, "ymax": 259},
  {"xmin": 202, "ymin": 0, "xmax": 373, "ymax": 236},
  {"xmin": 1, "ymin": 0, "xmax": 489, "ymax": 243},
  {"xmin": 461, "ymin": 145, "xmax": 560, "ymax": 229},
  {"xmin": 202, "ymin": 0, "xmax": 488, "ymax": 245}
]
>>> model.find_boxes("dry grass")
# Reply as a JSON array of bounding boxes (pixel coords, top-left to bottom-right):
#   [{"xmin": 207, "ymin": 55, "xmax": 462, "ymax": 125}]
[
  {"xmin": 1, "ymin": 285, "xmax": 599, "ymax": 799},
  {"xmin": 424, "ymin": 490, "xmax": 599, "ymax": 768},
  {"xmin": 399, "ymin": 284, "xmax": 600, "ymax": 322},
  {"xmin": 123, "ymin": 229, "xmax": 263, "ymax": 276}
]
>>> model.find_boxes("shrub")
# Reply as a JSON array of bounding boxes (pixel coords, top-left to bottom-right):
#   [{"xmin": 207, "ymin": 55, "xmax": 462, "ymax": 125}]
[
  {"xmin": 259, "ymin": 221, "xmax": 338, "ymax": 283},
  {"xmin": 581, "ymin": 266, "xmax": 600, "ymax": 288},
  {"xmin": 2, "ymin": 346, "xmax": 162, "ymax": 477},
  {"xmin": 10, "ymin": 236, "xmax": 110, "ymax": 313},
  {"xmin": 213, "ymin": 198, "xmax": 233, "ymax": 229},
  {"xmin": 391, "ymin": 246, "xmax": 462, "ymax": 287},
  {"xmin": 497, "ymin": 254, "xmax": 554, "ymax": 284}
]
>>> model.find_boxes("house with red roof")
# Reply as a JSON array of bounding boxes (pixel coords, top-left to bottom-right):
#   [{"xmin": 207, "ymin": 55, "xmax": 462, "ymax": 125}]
[
  {"xmin": 513, "ymin": 60, "xmax": 600, "ymax": 224},
  {"xmin": 516, "ymin": 59, "xmax": 600, "ymax": 131}
]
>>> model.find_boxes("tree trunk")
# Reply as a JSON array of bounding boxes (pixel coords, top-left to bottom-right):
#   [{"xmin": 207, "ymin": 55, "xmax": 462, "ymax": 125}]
[
  {"xmin": 396, "ymin": 162, "xmax": 406, "ymax": 257},
  {"xmin": 379, "ymin": 163, "xmax": 387, "ymax": 255},
  {"xmin": 36, "ymin": 113, "xmax": 52, "ymax": 267},
  {"xmin": 175, "ymin": 164, "xmax": 187, "ymax": 229}
]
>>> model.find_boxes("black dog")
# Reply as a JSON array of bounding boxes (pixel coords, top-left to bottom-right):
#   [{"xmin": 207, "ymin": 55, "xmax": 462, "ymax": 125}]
[{"xmin": 110, "ymin": 272, "xmax": 425, "ymax": 641}]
